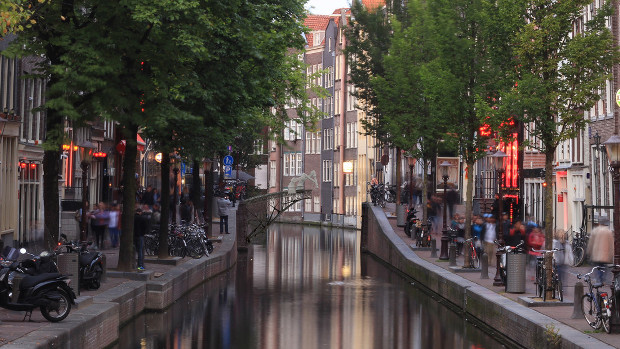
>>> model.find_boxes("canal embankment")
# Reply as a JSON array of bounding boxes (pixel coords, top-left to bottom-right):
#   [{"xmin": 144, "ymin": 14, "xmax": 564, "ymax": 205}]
[
  {"xmin": 0, "ymin": 214, "xmax": 237, "ymax": 349},
  {"xmin": 362, "ymin": 203, "xmax": 612, "ymax": 349}
]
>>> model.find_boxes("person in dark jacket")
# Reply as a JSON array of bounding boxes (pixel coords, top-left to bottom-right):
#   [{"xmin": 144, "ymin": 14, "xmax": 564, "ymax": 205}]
[{"xmin": 134, "ymin": 205, "xmax": 150, "ymax": 271}]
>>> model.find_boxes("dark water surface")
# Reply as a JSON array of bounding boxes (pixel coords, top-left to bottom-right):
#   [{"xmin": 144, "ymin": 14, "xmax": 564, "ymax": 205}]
[{"xmin": 115, "ymin": 224, "xmax": 509, "ymax": 349}]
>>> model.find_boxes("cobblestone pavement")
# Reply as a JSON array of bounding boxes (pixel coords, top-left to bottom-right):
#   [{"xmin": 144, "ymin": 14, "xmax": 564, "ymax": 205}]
[{"xmin": 382, "ymin": 202, "xmax": 620, "ymax": 347}]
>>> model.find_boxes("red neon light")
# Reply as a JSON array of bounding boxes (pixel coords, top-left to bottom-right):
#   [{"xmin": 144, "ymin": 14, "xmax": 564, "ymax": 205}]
[
  {"xmin": 30, "ymin": 163, "xmax": 36, "ymax": 169},
  {"xmin": 62, "ymin": 144, "xmax": 70, "ymax": 151},
  {"xmin": 19, "ymin": 162, "xmax": 27, "ymax": 169},
  {"xmin": 499, "ymin": 133, "xmax": 519, "ymax": 188}
]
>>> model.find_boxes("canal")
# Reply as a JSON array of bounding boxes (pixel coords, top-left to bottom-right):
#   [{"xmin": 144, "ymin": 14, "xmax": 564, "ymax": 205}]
[{"xmin": 115, "ymin": 223, "xmax": 511, "ymax": 349}]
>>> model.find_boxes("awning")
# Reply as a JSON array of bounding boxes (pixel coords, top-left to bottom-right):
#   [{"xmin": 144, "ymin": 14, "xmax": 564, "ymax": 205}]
[{"xmin": 116, "ymin": 134, "xmax": 146, "ymax": 154}]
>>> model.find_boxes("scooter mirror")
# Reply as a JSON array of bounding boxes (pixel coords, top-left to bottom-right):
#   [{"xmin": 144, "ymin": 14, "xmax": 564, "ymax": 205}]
[{"xmin": 19, "ymin": 248, "xmax": 26, "ymax": 254}]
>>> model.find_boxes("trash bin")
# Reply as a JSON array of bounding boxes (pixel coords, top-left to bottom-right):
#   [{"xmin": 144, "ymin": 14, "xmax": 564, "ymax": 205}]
[
  {"xmin": 505, "ymin": 252, "xmax": 527, "ymax": 293},
  {"xmin": 396, "ymin": 204, "xmax": 407, "ymax": 227},
  {"xmin": 57, "ymin": 253, "xmax": 80, "ymax": 294}
]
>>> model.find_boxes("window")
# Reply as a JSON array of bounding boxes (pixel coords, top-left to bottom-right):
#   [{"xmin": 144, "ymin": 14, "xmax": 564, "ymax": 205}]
[
  {"xmin": 296, "ymin": 152, "xmax": 302, "ymax": 176},
  {"xmin": 283, "ymin": 153, "xmax": 290, "ymax": 176},
  {"xmin": 335, "ymin": 93, "xmax": 340, "ymax": 115},
  {"xmin": 334, "ymin": 164, "xmax": 339, "ymax": 187},
  {"xmin": 335, "ymin": 125, "xmax": 340, "ymax": 149},
  {"xmin": 346, "ymin": 122, "xmax": 358, "ymax": 148},
  {"xmin": 314, "ymin": 195, "xmax": 320, "ymax": 212},
  {"xmin": 269, "ymin": 161, "xmax": 276, "ymax": 187},
  {"xmin": 253, "ymin": 139, "xmax": 264, "ymax": 155},
  {"xmin": 345, "ymin": 160, "xmax": 357, "ymax": 186},
  {"xmin": 347, "ymin": 85, "xmax": 356, "ymax": 111},
  {"xmin": 305, "ymin": 196, "xmax": 312, "ymax": 212},
  {"xmin": 323, "ymin": 128, "xmax": 333, "ymax": 150},
  {"xmin": 322, "ymin": 160, "xmax": 332, "ymax": 182}
]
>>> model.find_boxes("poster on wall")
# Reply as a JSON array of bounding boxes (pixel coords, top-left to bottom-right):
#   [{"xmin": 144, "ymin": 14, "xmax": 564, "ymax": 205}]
[{"xmin": 436, "ymin": 157, "xmax": 460, "ymax": 192}]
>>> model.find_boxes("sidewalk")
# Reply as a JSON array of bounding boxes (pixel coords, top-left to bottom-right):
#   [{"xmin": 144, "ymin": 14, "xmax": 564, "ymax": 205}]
[
  {"xmin": 0, "ymin": 210, "xmax": 237, "ymax": 348},
  {"xmin": 383, "ymin": 202, "xmax": 620, "ymax": 347}
]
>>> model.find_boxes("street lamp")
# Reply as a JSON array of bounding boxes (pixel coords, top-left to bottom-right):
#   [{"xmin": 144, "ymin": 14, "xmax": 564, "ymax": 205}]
[
  {"xmin": 439, "ymin": 160, "xmax": 452, "ymax": 260},
  {"xmin": 171, "ymin": 154, "xmax": 180, "ymax": 224},
  {"xmin": 78, "ymin": 140, "xmax": 96, "ymax": 242},
  {"xmin": 492, "ymin": 149, "xmax": 508, "ymax": 286}
]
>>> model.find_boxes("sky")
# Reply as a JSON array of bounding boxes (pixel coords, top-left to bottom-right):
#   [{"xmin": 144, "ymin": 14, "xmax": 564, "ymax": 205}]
[{"xmin": 305, "ymin": 0, "xmax": 351, "ymax": 15}]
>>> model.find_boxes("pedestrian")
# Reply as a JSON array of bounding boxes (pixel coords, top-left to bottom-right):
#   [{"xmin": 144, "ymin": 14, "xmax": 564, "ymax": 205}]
[
  {"xmin": 587, "ymin": 218, "xmax": 614, "ymax": 284},
  {"xmin": 471, "ymin": 215, "xmax": 484, "ymax": 258},
  {"xmin": 153, "ymin": 188, "xmax": 161, "ymax": 206},
  {"xmin": 90, "ymin": 202, "xmax": 109, "ymax": 249},
  {"xmin": 151, "ymin": 203, "xmax": 161, "ymax": 232},
  {"xmin": 483, "ymin": 214, "xmax": 497, "ymax": 266},
  {"xmin": 552, "ymin": 229, "xmax": 567, "ymax": 287},
  {"xmin": 181, "ymin": 199, "xmax": 194, "ymax": 224},
  {"xmin": 108, "ymin": 204, "xmax": 121, "ymax": 248},
  {"xmin": 446, "ymin": 185, "xmax": 459, "ymax": 219},
  {"xmin": 134, "ymin": 204, "xmax": 149, "ymax": 271},
  {"xmin": 141, "ymin": 184, "xmax": 155, "ymax": 209},
  {"xmin": 217, "ymin": 195, "xmax": 232, "ymax": 234}
]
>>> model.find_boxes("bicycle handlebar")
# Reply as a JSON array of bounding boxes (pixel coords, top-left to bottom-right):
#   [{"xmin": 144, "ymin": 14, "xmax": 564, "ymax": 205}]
[
  {"xmin": 576, "ymin": 266, "xmax": 605, "ymax": 280},
  {"xmin": 531, "ymin": 248, "xmax": 563, "ymax": 254}
]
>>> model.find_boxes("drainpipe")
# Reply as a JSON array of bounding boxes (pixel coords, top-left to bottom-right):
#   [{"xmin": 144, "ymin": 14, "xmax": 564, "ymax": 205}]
[{"xmin": 339, "ymin": 9, "xmax": 346, "ymax": 215}]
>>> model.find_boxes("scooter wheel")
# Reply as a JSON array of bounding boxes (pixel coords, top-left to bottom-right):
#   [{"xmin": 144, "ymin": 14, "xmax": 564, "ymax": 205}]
[{"xmin": 40, "ymin": 289, "xmax": 72, "ymax": 322}]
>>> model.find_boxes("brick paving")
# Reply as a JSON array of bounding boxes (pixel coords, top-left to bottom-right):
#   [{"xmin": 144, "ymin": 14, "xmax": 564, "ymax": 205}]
[{"xmin": 382, "ymin": 202, "xmax": 620, "ymax": 347}]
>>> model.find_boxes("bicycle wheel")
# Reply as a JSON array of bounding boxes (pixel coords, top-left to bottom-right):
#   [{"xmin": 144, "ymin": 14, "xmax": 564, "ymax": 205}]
[
  {"xmin": 582, "ymin": 295, "xmax": 601, "ymax": 329},
  {"xmin": 573, "ymin": 246, "xmax": 585, "ymax": 267},
  {"xmin": 602, "ymin": 301, "xmax": 611, "ymax": 334},
  {"xmin": 470, "ymin": 248, "xmax": 480, "ymax": 269},
  {"xmin": 554, "ymin": 278, "xmax": 563, "ymax": 302}
]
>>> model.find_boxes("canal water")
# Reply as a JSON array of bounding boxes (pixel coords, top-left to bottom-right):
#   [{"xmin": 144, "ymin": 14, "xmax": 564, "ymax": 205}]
[{"xmin": 115, "ymin": 224, "xmax": 510, "ymax": 349}]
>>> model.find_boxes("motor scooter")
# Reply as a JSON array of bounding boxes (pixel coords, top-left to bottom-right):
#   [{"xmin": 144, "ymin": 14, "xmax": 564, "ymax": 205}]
[
  {"xmin": 0, "ymin": 247, "xmax": 76, "ymax": 322},
  {"xmin": 58, "ymin": 234, "xmax": 105, "ymax": 290}
]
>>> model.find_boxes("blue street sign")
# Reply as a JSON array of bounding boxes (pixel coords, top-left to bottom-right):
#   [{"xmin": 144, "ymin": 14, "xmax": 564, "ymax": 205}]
[
  {"xmin": 180, "ymin": 162, "xmax": 186, "ymax": 176},
  {"xmin": 224, "ymin": 155, "xmax": 234, "ymax": 166},
  {"xmin": 224, "ymin": 165, "xmax": 233, "ymax": 177}
]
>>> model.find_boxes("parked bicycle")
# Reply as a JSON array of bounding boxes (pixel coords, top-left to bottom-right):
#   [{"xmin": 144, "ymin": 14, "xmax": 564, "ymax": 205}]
[
  {"xmin": 578, "ymin": 266, "xmax": 611, "ymax": 333},
  {"xmin": 532, "ymin": 248, "xmax": 563, "ymax": 301},
  {"xmin": 463, "ymin": 236, "xmax": 479, "ymax": 269},
  {"xmin": 367, "ymin": 182, "xmax": 386, "ymax": 208},
  {"xmin": 571, "ymin": 226, "xmax": 588, "ymax": 267},
  {"xmin": 384, "ymin": 183, "xmax": 396, "ymax": 203},
  {"xmin": 144, "ymin": 223, "xmax": 214, "ymax": 258}
]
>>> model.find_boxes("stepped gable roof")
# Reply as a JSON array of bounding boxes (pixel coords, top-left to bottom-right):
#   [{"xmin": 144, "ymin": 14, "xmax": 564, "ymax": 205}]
[
  {"xmin": 304, "ymin": 15, "xmax": 331, "ymax": 47},
  {"xmin": 362, "ymin": 0, "xmax": 385, "ymax": 12}
]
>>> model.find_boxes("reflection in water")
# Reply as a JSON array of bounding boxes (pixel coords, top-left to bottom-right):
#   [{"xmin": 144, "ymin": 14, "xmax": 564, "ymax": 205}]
[{"xmin": 115, "ymin": 224, "xmax": 507, "ymax": 349}]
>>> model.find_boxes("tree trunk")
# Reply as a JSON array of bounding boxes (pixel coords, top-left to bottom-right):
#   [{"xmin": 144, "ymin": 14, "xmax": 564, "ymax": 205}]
[
  {"xmin": 117, "ymin": 122, "xmax": 139, "ymax": 271},
  {"xmin": 396, "ymin": 148, "xmax": 402, "ymax": 205},
  {"xmin": 205, "ymin": 164, "xmax": 214, "ymax": 237},
  {"xmin": 43, "ymin": 147, "xmax": 60, "ymax": 251},
  {"xmin": 191, "ymin": 160, "xmax": 201, "ymax": 212},
  {"xmin": 463, "ymin": 161, "xmax": 474, "ymax": 267},
  {"xmin": 158, "ymin": 152, "xmax": 170, "ymax": 259},
  {"xmin": 544, "ymin": 148, "xmax": 555, "ymax": 300}
]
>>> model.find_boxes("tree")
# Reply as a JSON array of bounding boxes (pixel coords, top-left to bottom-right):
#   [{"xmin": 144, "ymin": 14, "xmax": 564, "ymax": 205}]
[
  {"xmin": 428, "ymin": 0, "xmax": 521, "ymax": 267},
  {"xmin": 496, "ymin": 0, "xmax": 618, "ymax": 297},
  {"xmin": 370, "ymin": 0, "xmax": 455, "ymax": 228},
  {"xmin": 7, "ymin": 0, "xmax": 313, "ymax": 269}
]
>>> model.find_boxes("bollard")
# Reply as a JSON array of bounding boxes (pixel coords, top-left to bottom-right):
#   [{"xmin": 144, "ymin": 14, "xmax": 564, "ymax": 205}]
[
  {"xmin": 480, "ymin": 253, "xmax": 489, "ymax": 279},
  {"xmin": 430, "ymin": 239, "xmax": 438, "ymax": 258},
  {"xmin": 449, "ymin": 244, "xmax": 456, "ymax": 266},
  {"xmin": 571, "ymin": 281, "xmax": 585, "ymax": 319}
]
